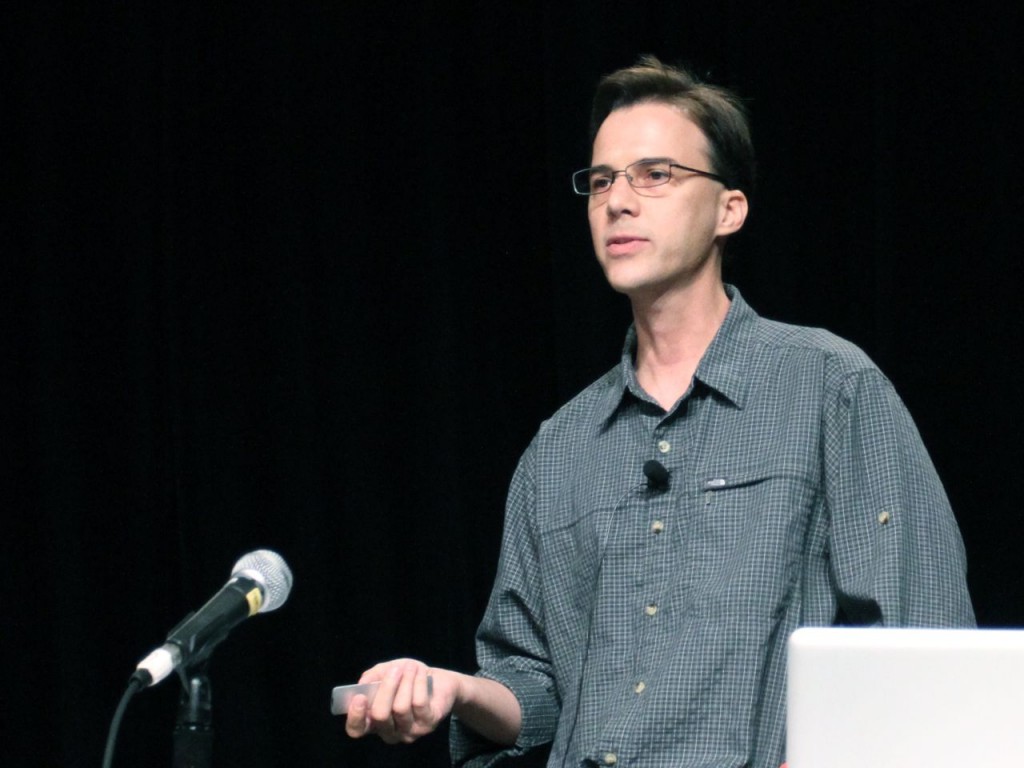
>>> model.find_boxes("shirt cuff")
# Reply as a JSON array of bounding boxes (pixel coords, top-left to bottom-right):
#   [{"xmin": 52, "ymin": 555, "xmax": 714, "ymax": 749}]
[{"xmin": 449, "ymin": 667, "xmax": 560, "ymax": 766}]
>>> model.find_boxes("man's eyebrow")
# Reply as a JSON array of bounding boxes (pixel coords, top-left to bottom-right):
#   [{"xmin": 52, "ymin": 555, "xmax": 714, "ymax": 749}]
[{"xmin": 588, "ymin": 157, "xmax": 675, "ymax": 171}]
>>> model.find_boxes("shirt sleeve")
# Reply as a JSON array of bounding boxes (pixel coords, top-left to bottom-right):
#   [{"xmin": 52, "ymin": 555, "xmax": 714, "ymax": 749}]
[
  {"xmin": 823, "ymin": 367, "xmax": 975, "ymax": 627},
  {"xmin": 450, "ymin": 439, "xmax": 561, "ymax": 767}
]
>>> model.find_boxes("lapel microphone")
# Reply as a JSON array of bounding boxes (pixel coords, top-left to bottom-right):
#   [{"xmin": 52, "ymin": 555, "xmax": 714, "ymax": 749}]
[{"xmin": 642, "ymin": 459, "xmax": 670, "ymax": 491}]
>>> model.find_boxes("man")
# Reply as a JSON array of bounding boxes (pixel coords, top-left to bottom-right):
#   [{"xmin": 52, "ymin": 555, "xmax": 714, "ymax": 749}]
[{"xmin": 345, "ymin": 55, "xmax": 975, "ymax": 767}]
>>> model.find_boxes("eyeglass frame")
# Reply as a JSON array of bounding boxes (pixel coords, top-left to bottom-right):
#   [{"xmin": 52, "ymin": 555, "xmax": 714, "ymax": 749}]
[{"xmin": 571, "ymin": 157, "xmax": 730, "ymax": 196}]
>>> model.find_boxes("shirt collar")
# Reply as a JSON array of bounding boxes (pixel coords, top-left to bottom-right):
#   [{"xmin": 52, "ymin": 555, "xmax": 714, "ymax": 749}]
[
  {"xmin": 694, "ymin": 284, "xmax": 755, "ymax": 409},
  {"xmin": 596, "ymin": 284, "xmax": 756, "ymax": 422}
]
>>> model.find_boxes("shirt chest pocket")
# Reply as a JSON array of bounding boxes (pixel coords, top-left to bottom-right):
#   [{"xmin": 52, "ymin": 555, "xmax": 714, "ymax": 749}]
[
  {"xmin": 700, "ymin": 461, "xmax": 817, "ymax": 512},
  {"xmin": 681, "ymin": 463, "xmax": 819, "ymax": 615}
]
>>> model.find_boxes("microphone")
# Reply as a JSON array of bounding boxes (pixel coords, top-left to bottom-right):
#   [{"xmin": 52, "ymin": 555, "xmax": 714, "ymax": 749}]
[
  {"xmin": 642, "ymin": 459, "xmax": 670, "ymax": 491},
  {"xmin": 133, "ymin": 549, "xmax": 293, "ymax": 687}
]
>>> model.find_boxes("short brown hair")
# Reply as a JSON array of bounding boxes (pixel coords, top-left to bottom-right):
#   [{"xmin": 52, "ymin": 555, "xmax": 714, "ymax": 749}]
[{"xmin": 589, "ymin": 55, "xmax": 756, "ymax": 196}]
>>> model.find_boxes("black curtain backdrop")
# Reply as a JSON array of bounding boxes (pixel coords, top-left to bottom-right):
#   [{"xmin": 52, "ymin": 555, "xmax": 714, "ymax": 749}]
[{"xmin": 4, "ymin": 3, "xmax": 1021, "ymax": 767}]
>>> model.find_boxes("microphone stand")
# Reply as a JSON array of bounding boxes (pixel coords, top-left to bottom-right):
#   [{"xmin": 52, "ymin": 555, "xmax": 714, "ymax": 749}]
[
  {"xmin": 173, "ymin": 666, "xmax": 213, "ymax": 768},
  {"xmin": 170, "ymin": 616, "xmax": 232, "ymax": 768}
]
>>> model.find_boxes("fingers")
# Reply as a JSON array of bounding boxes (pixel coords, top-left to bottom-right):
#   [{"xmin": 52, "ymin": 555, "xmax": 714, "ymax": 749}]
[
  {"xmin": 379, "ymin": 661, "xmax": 436, "ymax": 743},
  {"xmin": 370, "ymin": 664, "xmax": 408, "ymax": 742},
  {"xmin": 388, "ymin": 663, "xmax": 419, "ymax": 737},
  {"xmin": 345, "ymin": 659, "xmax": 436, "ymax": 744},
  {"xmin": 411, "ymin": 664, "xmax": 433, "ymax": 718}
]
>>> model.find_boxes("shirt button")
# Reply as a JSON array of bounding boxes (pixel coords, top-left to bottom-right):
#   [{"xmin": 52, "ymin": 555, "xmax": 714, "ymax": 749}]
[
  {"xmin": 634, "ymin": 681, "xmax": 646, "ymax": 694},
  {"xmin": 644, "ymin": 603, "xmax": 658, "ymax": 616},
  {"xmin": 650, "ymin": 520, "xmax": 665, "ymax": 534},
  {"xmin": 603, "ymin": 753, "xmax": 618, "ymax": 766},
  {"xmin": 657, "ymin": 439, "xmax": 671, "ymax": 454}
]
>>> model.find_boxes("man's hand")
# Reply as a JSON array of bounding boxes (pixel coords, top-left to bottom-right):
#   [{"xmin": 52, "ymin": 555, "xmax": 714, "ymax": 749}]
[
  {"xmin": 344, "ymin": 657, "xmax": 522, "ymax": 747},
  {"xmin": 345, "ymin": 658, "xmax": 455, "ymax": 744}
]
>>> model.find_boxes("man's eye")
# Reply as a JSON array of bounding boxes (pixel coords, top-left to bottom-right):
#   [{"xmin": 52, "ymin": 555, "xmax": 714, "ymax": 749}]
[
  {"xmin": 590, "ymin": 176, "xmax": 613, "ymax": 192},
  {"xmin": 644, "ymin": 168, "xmax": 670, "ymax": 182}
]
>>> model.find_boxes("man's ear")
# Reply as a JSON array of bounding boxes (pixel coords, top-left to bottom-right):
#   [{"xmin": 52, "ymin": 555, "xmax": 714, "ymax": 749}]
[{"xmin": 716, "ymin": 189, "xmax": 748, "ymax": 236}]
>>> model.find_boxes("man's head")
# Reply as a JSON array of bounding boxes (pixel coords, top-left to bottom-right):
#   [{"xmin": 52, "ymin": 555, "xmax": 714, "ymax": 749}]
[
  {"xmin": 581, "ymin": 57, "xmax": 752, "ymax": 300},
  {"xmin": 589, "ymin": 56, "xmax": 755, "ymax": 198}
]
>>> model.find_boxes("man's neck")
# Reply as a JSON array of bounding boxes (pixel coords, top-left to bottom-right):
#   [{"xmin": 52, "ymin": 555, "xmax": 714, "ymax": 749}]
[{"xmin": 631, "ymin": 275, "xmax": 731, "ymax": 411}]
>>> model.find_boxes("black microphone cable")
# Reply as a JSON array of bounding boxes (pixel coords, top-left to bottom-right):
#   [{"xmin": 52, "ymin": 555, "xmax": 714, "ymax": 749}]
[{"xmin": 102, "ymin": 674, "xmax": 146, "ymax": 768}]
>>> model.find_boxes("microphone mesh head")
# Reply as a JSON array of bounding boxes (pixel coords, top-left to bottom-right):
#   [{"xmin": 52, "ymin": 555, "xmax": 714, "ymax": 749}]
[{"xmin": 232, "ymin": 549, "xmax": 294, "ymax": 613}]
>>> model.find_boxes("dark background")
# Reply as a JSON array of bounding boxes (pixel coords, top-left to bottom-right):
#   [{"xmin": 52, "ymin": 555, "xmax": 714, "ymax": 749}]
[{"xmin": 4, "ymin": 3, "xmax": 1021, "ymax": 767}]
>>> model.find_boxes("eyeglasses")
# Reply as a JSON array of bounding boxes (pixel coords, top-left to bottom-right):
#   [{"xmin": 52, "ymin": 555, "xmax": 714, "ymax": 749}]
[{"xmin": 571, "ymin": 158, "xmax": 729, "ymax": 196}]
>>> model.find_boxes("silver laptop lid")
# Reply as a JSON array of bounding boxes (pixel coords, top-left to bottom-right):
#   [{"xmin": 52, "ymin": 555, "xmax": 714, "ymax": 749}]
[{"xmin": 787, "ymin": 627, "xmax": 1024, "ymax": 768}]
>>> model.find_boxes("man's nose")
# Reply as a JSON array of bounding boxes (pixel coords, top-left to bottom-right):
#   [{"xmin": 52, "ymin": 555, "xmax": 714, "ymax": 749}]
[{"xmin": 605, "ymin": 173, "xmax": 639, "ymax": 214}]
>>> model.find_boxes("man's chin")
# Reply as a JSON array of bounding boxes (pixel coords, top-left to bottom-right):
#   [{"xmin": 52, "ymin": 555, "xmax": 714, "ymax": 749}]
[{"xmin": 600, "ymin": 263, "xmax": 653, "ymax": 295}]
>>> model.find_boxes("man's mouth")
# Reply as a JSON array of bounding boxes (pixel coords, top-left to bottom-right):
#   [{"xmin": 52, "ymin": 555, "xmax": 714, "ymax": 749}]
[{"xmin": 606, "ymin": 235, "xmax": 647, "ymax": 256}]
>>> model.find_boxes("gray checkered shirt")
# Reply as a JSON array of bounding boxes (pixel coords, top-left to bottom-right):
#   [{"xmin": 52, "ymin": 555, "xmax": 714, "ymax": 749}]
[{"xmin": 451, "ymin": 286, "xmax": 974, "ymax": 768}]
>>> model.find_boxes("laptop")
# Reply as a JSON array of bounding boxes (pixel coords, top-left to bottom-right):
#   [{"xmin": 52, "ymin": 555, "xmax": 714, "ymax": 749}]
[{"xmin": 786, "ymin": 626, "xmax": 1024, "ymax": 768}]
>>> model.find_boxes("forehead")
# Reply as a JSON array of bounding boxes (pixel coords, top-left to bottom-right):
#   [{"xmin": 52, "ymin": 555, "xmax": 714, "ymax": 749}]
[{"xmin": 591, "ymin": 102, "xmax": 709, "ymax": 165}]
